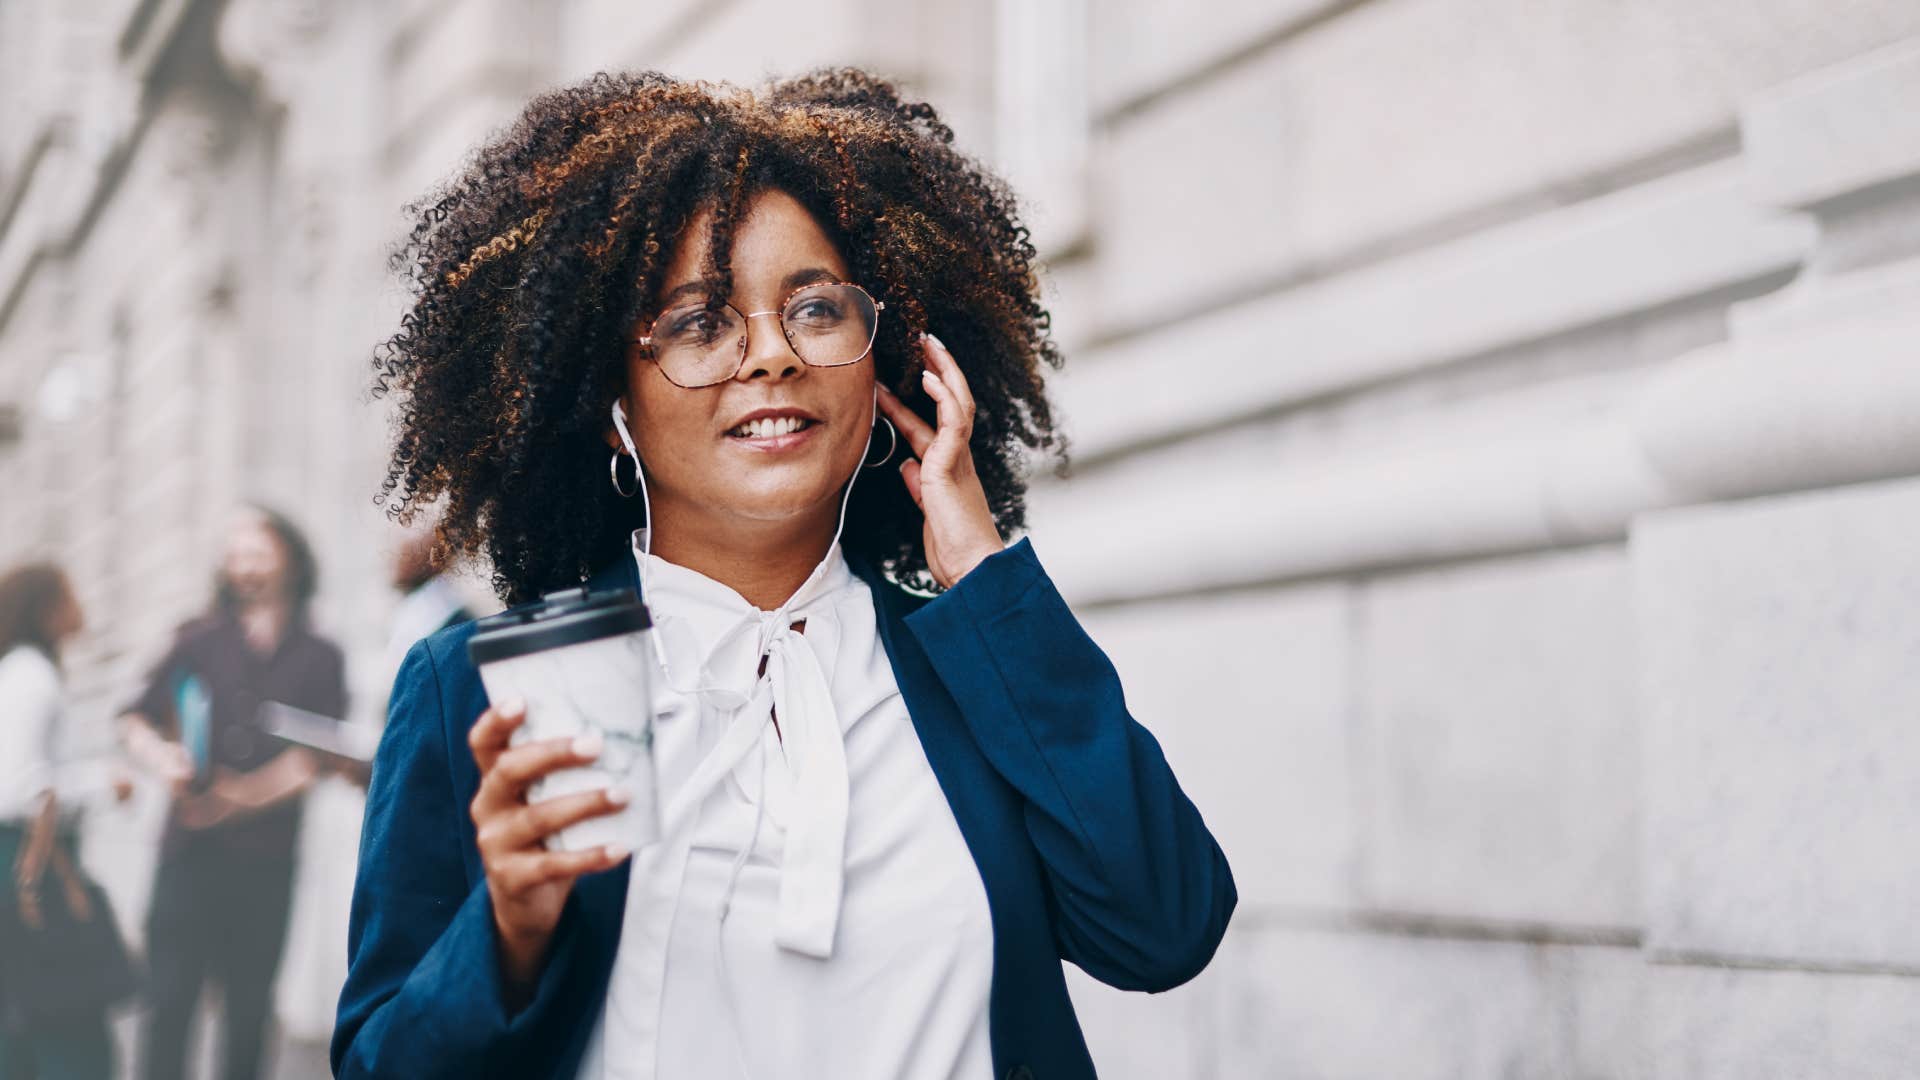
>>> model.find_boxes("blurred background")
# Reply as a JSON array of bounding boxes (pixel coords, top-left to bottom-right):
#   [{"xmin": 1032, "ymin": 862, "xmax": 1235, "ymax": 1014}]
[{"xmin": 3, "ymin": 0, "xmax": 1920, "ymax": 1077}]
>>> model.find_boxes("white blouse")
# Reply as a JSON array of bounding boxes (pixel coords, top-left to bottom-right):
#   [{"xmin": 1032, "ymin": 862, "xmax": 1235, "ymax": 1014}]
[
  {"xmin": 0, "ymin": 645, "xmax": 124, "ymax": 823},
  {"xmin": 0, "ymin": 644, "xmax": 64, "ymax": 821},
  {"xmin": 576, "ymin": 535, "xmax": 995, "ymax": 1080}
]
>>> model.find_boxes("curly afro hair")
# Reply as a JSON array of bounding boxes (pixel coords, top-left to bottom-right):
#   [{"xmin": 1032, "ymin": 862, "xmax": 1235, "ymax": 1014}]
[{"xmin": 373, "ymin": 68, "xmax": 1067, "ymax": 605}]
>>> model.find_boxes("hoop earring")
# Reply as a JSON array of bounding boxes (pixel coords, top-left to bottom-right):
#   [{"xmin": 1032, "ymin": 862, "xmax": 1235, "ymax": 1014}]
[
  {"xmin": 863, "ymin": 416, "xmax": 898, "ymax": 469},
  {"xmin": 609, "ymin": 397, "xmax": 643, "ymax": 497},
  {"xmin": 610, "ymin": 449, "xmax": 640, "ymax": 497}
]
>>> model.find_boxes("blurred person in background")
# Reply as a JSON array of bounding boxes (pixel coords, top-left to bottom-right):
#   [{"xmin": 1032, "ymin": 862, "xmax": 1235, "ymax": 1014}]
[
  {"xmin": 119, "ymin": 508, "xmax": 347, "ymax": 1080},
  {"xmin": 0, "ymin": 563, "xmax": 137, "ymax": 1080},
  {"xmin": 333, "ymin": 70, "xmax": 1234, "ymax": 1080},
  {"xmin": 382, "ymin": 524, "xmax": 475, "ymax": 677},
  {"xmin": 268, "ymin": 522, "xmax": 472, "ymax": 1049}
]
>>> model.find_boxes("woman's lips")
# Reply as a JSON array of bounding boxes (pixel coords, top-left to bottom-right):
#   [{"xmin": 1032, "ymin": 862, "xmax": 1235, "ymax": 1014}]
[{"xmin": 724, "ymin": 419, "xmax": 822, "ymax": 453}]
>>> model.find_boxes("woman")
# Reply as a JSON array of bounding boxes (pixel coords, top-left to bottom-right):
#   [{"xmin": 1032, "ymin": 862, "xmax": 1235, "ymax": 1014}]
[
  {"xmin": 120, "ymin": 508, "xmax": 347, "ymax": 1080},
  {"xmin": 0, "ymin": 564, "xmax": 119, "ymax": 1080},
  {"xmin": 334, "ymin": 69, "xmax": 1235, "ymax": 1080}
]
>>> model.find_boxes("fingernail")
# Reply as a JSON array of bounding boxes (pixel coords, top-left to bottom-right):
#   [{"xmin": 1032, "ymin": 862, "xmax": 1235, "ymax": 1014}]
[
  {"xmin": 499, "ymin": 698, "xmax": 526, "ymax": 718},
  {"xmin": 572, "ymin": 731, "xmax": 603, "ymax": 757},
  {"xmin": 606, "ymin": 785, "xmax": 631, "ymax": 806},
  {"xmin": 922, "ymin": 370, "xmax": 939, "ymax": 383},
  {"xmin": 603, "ymin": 844, "xmax": 630, "ymax": 861},
  {"xmin": 924, "ymin": 332, "xmax": 946, "ymax": 351}
]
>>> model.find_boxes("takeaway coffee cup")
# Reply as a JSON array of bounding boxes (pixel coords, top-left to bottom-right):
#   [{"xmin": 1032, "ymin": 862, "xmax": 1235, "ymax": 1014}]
[{"xmin": 467, "ymin": 585, "xmax": 660, "ymax": 852}]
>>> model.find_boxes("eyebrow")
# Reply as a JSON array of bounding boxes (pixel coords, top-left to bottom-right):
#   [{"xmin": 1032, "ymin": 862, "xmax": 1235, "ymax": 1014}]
[{"xmin": 658, "ymin": 266, "xmax": 844, "ymax": 308}]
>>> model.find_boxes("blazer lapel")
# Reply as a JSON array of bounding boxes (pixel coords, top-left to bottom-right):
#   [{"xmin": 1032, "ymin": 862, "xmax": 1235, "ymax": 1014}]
[{"xmin": 846, "ymin": 557, "xmax": 1016, "ymax": 922}]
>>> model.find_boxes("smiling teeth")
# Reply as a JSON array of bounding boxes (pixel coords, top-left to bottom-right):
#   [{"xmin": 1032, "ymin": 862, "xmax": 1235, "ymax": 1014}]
[{"xmin": 732, "ymin": 416, "xmax": 808, "ymax": 438}]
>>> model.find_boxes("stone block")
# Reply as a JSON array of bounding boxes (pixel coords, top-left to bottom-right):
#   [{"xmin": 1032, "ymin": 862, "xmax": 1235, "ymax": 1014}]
[
  {"xmin": 1029, "ymin": 388, "xmax": 1665, "ymax": 606},
  {"xmin": 1646, "ymin": 962, "xmax": 1920, "ymax": 1079},
  {"xmin": 1636, "ymin": 474, "xmax": 1920, "ymax": 969},
  {"xmin": 1066, "ymin": 962, "xmax": 1221, "ymax": 1080},
  {"xmin": 1079, "ymin": 581, "xmax": 1355, "ymax": 911},
  {"xmin": 1207, "ymin": 924, "xmax": 1644, "ymax": 1079},
  {"xmin": 1358, "ymin": 545, "xmax": 1641, "ymax": 930}
]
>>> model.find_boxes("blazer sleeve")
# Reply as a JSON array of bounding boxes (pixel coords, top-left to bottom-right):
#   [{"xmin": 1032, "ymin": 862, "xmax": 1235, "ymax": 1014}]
[
  {"xmin": 331, "ymin": 639, "xmax": 594, "ymax": 1079},
  {"xmin": 903, "ymin": 538, "xmax": 1237, "ymax": 992}
]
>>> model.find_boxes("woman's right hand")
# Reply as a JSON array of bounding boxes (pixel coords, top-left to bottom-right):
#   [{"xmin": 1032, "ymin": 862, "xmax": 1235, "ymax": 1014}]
[{"xmin": 467, "ymin": 698, "xmax": 632, "ymax": 1000}]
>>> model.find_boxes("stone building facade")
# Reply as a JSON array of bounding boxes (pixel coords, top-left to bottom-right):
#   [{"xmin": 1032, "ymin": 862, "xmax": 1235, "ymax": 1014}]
[{"xmin": 2, "ymin": 1, "xmax": 1918, "ymax": 1075}]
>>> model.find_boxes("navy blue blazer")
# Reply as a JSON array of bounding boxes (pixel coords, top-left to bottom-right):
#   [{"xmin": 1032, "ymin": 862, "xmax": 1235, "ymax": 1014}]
[{"xmin": 331, "ymin": 539, "xmax": 1236, "ymax": 1079}]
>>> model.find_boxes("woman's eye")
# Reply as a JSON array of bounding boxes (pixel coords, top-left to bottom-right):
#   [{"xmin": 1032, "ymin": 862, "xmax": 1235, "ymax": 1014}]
[
  {"xmin": 666, "ymin": 311, "xmax": 722, "ymax": 339},
  {"xmin": 789, "ymin": 299, "xmax": 842, "ymax": 324}
]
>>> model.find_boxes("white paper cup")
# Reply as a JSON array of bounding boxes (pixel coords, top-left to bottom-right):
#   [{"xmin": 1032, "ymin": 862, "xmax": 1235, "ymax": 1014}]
[{"xmin": 468, "ymin": 587, "xmax": 660, "ymax": 852}]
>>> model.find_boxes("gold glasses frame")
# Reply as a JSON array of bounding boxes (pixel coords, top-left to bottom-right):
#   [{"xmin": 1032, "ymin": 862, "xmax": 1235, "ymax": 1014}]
[{"xmin": 630, "ymin": 281, "xmax": 886, "ymax": 389}]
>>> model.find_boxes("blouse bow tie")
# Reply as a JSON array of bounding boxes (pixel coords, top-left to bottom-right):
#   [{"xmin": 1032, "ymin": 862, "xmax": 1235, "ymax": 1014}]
[{"xmin": 647, "ymin": 571, "xmax": 854, "ymax": 961}]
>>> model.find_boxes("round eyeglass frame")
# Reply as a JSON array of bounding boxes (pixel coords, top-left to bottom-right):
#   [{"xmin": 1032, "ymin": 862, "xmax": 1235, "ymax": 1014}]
[{"xmin": 629, "ymin": 281, "xmax": 886, "ymax": 389}]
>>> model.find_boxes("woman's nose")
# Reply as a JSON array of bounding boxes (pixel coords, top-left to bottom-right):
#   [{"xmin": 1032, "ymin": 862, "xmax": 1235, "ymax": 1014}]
[{"xmin": 734, "ymin": 310, "xmax": 803, "ymax": 381}]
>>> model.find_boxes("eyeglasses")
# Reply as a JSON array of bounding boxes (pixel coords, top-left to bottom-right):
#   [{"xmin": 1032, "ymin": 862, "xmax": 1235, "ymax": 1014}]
[{"xmin": 631, "ymin": 282, "xmax": 885, "ymax": 389}]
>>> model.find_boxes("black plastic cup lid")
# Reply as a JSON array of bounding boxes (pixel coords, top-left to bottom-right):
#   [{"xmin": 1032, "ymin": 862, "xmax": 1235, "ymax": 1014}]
[{"xmin": 467, "ymin": 585, "xmax": 652, "ymax": 666}]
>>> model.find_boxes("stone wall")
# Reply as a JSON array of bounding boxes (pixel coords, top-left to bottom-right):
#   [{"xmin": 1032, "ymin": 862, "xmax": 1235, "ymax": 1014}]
[{"xmin": 1043, "ymin": 6, "xmax": 1920, "ymax": 1076}]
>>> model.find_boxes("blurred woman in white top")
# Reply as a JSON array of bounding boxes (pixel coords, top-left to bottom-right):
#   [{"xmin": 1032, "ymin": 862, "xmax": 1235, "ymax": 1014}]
[{"xmin": 0, "ymin": 562, "xmax": 127, "ymax": 1080}]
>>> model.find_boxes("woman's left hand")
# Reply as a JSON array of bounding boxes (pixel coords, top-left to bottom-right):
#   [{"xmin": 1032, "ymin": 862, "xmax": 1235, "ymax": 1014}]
[{"xmin": 877, "ymin": 334, "xmax": 1005, "ymax": 589}]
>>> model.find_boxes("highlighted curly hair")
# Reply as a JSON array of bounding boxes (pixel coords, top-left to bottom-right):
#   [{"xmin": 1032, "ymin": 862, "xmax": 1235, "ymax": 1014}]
[{"xmin": 374, "ymin": 68, "xmax": 1066, "ymax": 604}]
